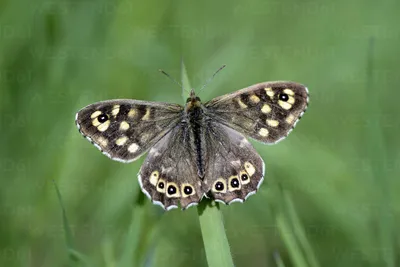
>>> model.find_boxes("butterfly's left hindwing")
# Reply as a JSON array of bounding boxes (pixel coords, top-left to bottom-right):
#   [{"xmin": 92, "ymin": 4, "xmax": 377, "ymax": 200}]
[
  {"xmin": 205, "ymin": 81, "xmax": 309, "ymax": 144},
  {"xmin": 75, "ymin": 100, "xmax": 183, "ymax": 162},
  {"xmin": 139, "ymin": 125, "xmax": 205, "ymax": 210}
]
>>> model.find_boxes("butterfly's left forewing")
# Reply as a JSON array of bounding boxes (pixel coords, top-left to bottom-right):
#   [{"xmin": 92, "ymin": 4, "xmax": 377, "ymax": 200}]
[
  {"xmin": 75, "ymin": 99, "xmax": 183, "ymax": 162},
  {"xmin": 205, "ymin": 81, "xmax": 309, "ymax": 144}
]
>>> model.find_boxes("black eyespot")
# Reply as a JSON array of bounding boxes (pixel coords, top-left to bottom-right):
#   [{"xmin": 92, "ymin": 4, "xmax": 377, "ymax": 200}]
[
  {"xmin": 168, "ymin": 185, "xmax": 176, "ymax": 195},
  {"xmin": 279, "ymin": 93, "xmax": 289, "ymax": 102},
  {"xmin": 158, "ymin": 182, "xmax": 164, "ymax": 189},
  {"xmin": 184, "ymin": 186, "xmax": 193, "ymax": 195},
  {"xmin": 230, "ymin": 178, "xmax": 240, "ymax": 188},
  {"xmin": 241, "ymin": 174, "xmax": 249, "ymax": 181},
  {"xmin": 186, "ymin": 97, "xmax": 191, "ymax": 103},
  {"xmin": 215, "ymin": 181, "xmax": 224, "ymax": 191},
  {"xmin": 98, "ymin": 114, "xmax": 108, "ymax": 123}
]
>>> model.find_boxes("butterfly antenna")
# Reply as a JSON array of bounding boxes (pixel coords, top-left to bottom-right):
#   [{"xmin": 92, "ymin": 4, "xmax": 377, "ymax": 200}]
[
  {"xmin": 199, "ymin": 64, "xmax": 226, "ymax": 91},
  {"xmin": 158, "ymin": 69, "xmax": 190, "ymax": 95}
]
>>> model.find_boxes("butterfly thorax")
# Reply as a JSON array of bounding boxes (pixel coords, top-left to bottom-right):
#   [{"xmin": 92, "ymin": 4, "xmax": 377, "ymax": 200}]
[{"xmin": 185, "ymin": 89, "xmax": 207, "ymax": 178}]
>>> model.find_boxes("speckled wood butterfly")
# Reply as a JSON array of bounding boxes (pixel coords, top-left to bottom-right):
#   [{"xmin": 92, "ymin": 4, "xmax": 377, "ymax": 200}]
[{"xmin": 75, "ymin": 81, "xmax": 309, "ymax": 210}]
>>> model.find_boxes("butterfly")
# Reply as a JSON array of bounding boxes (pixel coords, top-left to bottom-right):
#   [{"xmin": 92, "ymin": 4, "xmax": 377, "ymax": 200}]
[{"xmin": 75, "ymin": 81, "xmax": 309, "ymax": 210}]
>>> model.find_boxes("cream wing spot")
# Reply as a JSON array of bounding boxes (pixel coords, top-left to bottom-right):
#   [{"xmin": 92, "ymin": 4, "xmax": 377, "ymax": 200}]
[
  {"xmin": 90, "ymin": 110, "xmax": 102, "ymax": 119},
  {"xmin": 115, "ymin": 136, "xmax": 128, "ymax": 146},
  {"xmin": 261, "ymin": 104, "xmax": 271, "ymax": 114},
  {"xmin": 92, "ymin": 118, "xmax": 101, "ymax": 127},
  {"xmin": 249, "ymin": 95, "xmax": 260, "ymax": 103},
  {"xmin": 119, "ymin": 121, "xmax": 129, "ymax": 131},
  {"xmin": 287, "ymin": 96, "xmax": 295, "ymax": 105},
  {"xmin": 265, "ymin": 87, "xmax": 274, "ymax": 99},
  {"xmin": 97, "ymin": 120, "xmax": 110, "ymax": 132},
  {"xmin": 236, "ymin": 98, "xmax": 248, "ymax": 109},
  {"xmin": 111, "ymin": 105, "xmax": 120, "ymax": 117},
  {"xmin": 244, "ymin": 162, "xmax": 256, "ymax": 176},
  {"xmin": 266, "ymin": 119, "xmax": 279, "ymax": 127},
  {"xmin": 150, "ymin": 171, "xmax": 159, "ymax": 186},
  {"xmin": 128, "ymin": 109, "xmax": 136, "ymax": 118},
  {"xmin": 283, "ymin": 89, "xmax": 295, "ymax": 96},
  {"xmin": 128, "ymin": 143, "xmax": 139, "ymax": 153},
  {"xmin": 142, "ymin": 108, "xmax": 151, "ymax": 120},
  {"xmin": 97, "ymin": 136, "xmax": 108, "ymax": 147},
  {"xmin": 278, "ymin": 100, "xmax": 292, "ymax": 110},
  {"xmin": 286, "ymin": 114, "xmax": 296, "ymax": 124},
  {"xmin": 258, "ymin": 128, "xmax": 269, "ymax": 137}
]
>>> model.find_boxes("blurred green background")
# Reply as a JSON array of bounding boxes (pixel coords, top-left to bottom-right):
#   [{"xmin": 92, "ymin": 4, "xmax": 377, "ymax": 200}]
[{"xmin": 1, "ymin": 0, "xmax": 399, "ymax": 266}]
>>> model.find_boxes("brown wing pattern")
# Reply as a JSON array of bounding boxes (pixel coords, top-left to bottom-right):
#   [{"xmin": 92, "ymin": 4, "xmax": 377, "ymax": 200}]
[
  {"xmin": 76, "ymin": 99, "xmax": 183, "ymax": 162},
  {"xmin": 205, "ymin": 81, "xmax": 309, "ymax": 144}
]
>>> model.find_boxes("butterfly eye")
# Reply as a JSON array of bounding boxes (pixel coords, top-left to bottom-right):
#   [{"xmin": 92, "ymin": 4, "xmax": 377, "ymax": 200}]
[
  {"xmin": 186, "ymin": 97, "xmax": 191, "ymax": 103},
  {"xmin": 278, "ymin": 93, "xmax": 289, "ymax": 102},
  {"xmin": 98, "ymin": 113, "xmax": 109, "ymax": 123}
]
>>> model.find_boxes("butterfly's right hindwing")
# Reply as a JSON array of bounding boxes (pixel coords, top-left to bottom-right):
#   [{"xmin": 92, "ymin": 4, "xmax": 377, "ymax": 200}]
[
  {"xmin": 75, "ymin": 99, "xmax": 183, "ymax": 162},
  {"xmin": 203, "ymin": 122, "xmax": 265, "ymax": 204}
]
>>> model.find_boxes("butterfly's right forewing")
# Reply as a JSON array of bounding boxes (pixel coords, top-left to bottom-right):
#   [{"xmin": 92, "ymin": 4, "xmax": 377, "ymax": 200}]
[{"xmin": 205, "ymin": 81, "xmax": 309, "ymax": 144}]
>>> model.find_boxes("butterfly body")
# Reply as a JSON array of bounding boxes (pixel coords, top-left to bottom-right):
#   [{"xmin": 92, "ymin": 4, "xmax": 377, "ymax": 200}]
[
  {"xmin": 76, "ymin": 81, "xmax": 309, "ymax": 210},
  {"xmin": 184, "ymin": 90, "xmax": 208, "ymax": 178}
]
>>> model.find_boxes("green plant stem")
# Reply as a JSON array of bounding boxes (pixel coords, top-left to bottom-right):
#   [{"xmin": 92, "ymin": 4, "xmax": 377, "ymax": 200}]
[{"xmin": 197, "ymin": 200, "xmax": 234, "ymax": 267}]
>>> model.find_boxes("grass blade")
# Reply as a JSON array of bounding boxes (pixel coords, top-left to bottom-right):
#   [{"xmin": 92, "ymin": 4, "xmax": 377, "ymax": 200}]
[
  {"xmin": 53, "ymin": 180, "xmax": 90, "ymax": 266},
  {"xmin": 197, "ymin": 200, "xmax": 234, "ymax": 267}
]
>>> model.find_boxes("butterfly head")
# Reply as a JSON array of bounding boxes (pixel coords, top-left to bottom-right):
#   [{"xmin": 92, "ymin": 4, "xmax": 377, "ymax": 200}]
[{"xmin": 185, "ymin": 89, "xmax": 201, "ymax": 109}]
